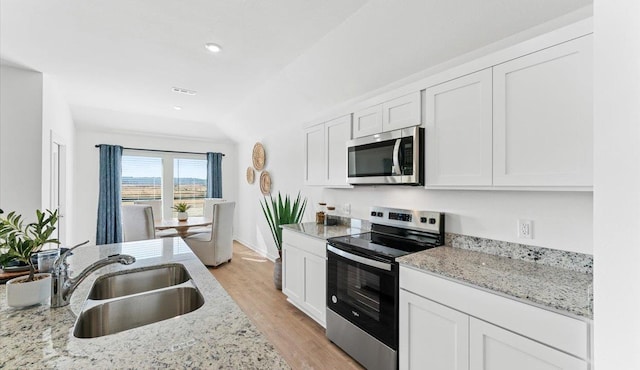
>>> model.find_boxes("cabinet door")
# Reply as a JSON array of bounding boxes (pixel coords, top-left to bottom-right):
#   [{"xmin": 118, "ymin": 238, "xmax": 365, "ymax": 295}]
[
  {"xmin": 303, "ymin": 252, "xmax": 327, "ymax": 325},
  {"xmin": 470, "ymin": 318, "xmax": 587, "ymax": 370},
  {"xmin": 493, "ymin": 35, "xmax": 593, "ymax": 187},
  {"xmin": 325, "ymin": 115, "xmax": 352, "ymax": 187},
  {"xmin": 383, "ymin": 91, "xmax": 421, "ymax": 132},
  {"xmin": 304, "ymin": 123, "xmax": 325, "ymax": 185},
  {"xmin": 425, "ymin": 69, "xmax": 493, "ymax": 186},
  {"xmin": 282, "ymin": 244, "xmax": 304, "ymax": 302},
  {"xmin": 399, "ymin": 290, "xmax": 469, "ymax": 370},
  {"xmin": 353, "ymin": 104, "xmax": 383, "ymax": 138}
]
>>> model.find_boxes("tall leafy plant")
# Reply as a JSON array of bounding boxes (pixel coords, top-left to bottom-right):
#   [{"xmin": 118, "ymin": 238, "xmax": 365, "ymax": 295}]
[
  {"xmin": 260, "ymin": 192, "xmax": 307, "ymax": 258},
  {"xmin": 0, "ymin": 209, "xmax": 59, "ymax": 282}
]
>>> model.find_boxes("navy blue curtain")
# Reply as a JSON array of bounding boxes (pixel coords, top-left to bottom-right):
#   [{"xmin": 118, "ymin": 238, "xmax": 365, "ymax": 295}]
[
  {"xmin": 96, "ymin": 145, "xmax": 123, "ymax": 244},
  {"xmin": 206, "ymin": 152, "xmax": 223, "ymax": 198}
]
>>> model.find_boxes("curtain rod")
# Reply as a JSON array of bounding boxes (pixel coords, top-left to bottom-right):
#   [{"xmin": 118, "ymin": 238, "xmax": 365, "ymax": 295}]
[{"xmin": 95, "ymin": 144, "xmax": 225, "ymax": 157}]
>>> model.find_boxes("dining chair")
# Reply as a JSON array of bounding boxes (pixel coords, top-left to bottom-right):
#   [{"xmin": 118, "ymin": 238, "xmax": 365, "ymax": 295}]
[
  {"xmin": 184, "ymin": 201, "xmax": 235, "ymax": 267},
  {"xmin": 133, "ymin": 200, "xmax": 162, "ymax": 220},
  {"xmin": 121, "ymin": 204, "xmax": 156, "ymax": 242},
  {"xmin": 188, "ymin": 198, "xmax": 226, "ymax": 235},
  {"xmin": 134, "ymin": 199, "xmax": 179, "ymax": 238}
]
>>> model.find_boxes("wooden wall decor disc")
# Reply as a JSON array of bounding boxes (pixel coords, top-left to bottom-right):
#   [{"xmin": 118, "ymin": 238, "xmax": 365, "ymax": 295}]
[
  {"xmin": 252, "ymin": 142, "xmax": 266, "ymax": 170},
  {"xmin": 259, "ymin": 171, "xmax": 271, "ymax": 195},
  {"xmin": 246, "ymin": 167, "xmax": 255, "ymax": 184}
]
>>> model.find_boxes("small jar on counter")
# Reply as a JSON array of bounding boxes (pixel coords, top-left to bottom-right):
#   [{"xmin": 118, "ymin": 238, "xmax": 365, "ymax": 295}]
[
  {"xmin": 324, "ymin": 206, "xmax": 338, "ymax": 226},
  {"xmin": 316, "ymin": 203, "xmax": 326, "ymax": 224}
]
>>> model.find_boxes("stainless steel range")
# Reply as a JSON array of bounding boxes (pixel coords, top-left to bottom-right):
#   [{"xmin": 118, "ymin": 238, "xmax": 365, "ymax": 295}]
[{"xmin": 326, "ymin": 206, "xmax": 444, "ymax": 370}]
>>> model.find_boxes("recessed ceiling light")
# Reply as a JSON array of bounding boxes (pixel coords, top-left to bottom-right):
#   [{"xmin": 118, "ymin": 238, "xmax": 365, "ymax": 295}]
[
  {"xmin": 172, "ymin": 87, "xmax": 197, "ymax": 96},
  {"xmin": 205, "ymin": 43, "xmax": 222, "ymax": 53},
  {"xmin": 173, "ymin": 106, "xmax": 182, "ymax": 111}
]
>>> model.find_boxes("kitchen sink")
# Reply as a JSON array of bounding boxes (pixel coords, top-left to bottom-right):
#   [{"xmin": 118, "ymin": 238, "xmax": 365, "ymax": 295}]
[
  {"xmin": 74, "ymin": 286, "xmax": 205, "ymax": 338},
  {"xmin": 87, "ymin": 264, "xmax": 192, "ymax": 300}
]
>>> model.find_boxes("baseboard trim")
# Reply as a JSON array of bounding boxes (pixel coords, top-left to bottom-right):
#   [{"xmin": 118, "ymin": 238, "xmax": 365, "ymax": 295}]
[{"xmin": 234, "ymin": 239, "xmax": 277, "ymax": 262}]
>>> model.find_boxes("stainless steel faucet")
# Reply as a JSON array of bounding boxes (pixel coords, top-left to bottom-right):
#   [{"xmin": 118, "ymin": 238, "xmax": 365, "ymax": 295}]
[{"xmin": 50, "ymin": 241, "xmax": 136, "ymax": 308}]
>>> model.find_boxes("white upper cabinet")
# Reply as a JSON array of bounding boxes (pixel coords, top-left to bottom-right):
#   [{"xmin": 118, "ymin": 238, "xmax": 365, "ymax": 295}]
[
  {"xmin": 304, "ymin": 123, "xmax": 325, "ymax": 185},
  {"xmin": 352, "ymin": 104, "xmax": 383, "ymax": 138},
  {"xmin": 425, "ymin": 69, "xmax": 493, "ymax": 186},
  {"xmin": 382, "ymin": 92, "xmax": 421, "ymax": 132},
  {"xmin": 325, "ymin": 115, "xmax": 352, "ymax": 186},
  {"xmin": 353, "ymin": 92, "xmax": 421, "ymax": 138},
  {"xmin": 492, "ymin": 35, "xmax": 593, "ymax": 187},
  {"xmin": 304, "ymin": 114, "xmax": 352, "ymax": 187}
]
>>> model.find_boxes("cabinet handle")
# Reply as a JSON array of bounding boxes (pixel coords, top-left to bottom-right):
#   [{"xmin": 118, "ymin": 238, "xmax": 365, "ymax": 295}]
[{"xmin": 327, "ymin": 245, "xmax": 392, "ymax": 271}]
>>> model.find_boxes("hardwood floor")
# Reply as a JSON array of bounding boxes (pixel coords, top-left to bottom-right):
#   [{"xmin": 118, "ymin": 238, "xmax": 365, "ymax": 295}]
[{"xmin": 209, "ymin": 241, "xmax": 364, "ymax": 370}]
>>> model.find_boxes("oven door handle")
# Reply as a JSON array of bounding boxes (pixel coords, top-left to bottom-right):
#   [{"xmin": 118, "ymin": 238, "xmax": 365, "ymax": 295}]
[
  {"xmin": 327, "ymin": 245, "xmax": 392, "ymax": 271},
  {"xmin": 392, "ymin": 138, "xmax": 402, "ymax": 175}
]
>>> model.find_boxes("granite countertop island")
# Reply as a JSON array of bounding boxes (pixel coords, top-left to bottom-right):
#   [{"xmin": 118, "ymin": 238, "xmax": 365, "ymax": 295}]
[
  {"xmin": 397, "ymin": 246, "xmax": 593, "ymax": 320},
  {"xmin": 0, "ymin": 238, "xmax": 289, "ymax": 369},
  {"xmin": 281, "ymin": 221, "xmax": 368, "ymax": 240}
]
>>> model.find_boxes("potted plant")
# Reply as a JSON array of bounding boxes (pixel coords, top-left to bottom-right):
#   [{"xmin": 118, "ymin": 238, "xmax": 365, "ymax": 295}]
[
  {"xmin": 0, "ymin": 209, "xmax": 59, "ymax": 308},
  {"xmin": 260, "ymin": 192, "xmax": 307, "ymax": 290},
  {"xmin": 172, "ymin": 202, "xmax": 191, "ymax": 221}
]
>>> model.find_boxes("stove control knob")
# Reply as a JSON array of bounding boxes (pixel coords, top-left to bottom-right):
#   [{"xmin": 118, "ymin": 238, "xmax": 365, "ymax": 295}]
[
  {"xmin": 370, "ymin": 211, "xmax": 377, "ymax": 217},
  {"xmin": 429, "ymin": 218, "xmax": 437, "ymax": 224},
  {"xmin": 377, "ymin": 212, "xmax": 383, "ymax": 217},
  {"xmin": 420, "ymin": 217, "xmax": 427, "ymax": 223},
  {"xmin": 332, "ymin": 295, "xmax": 338, "ymax": 304}
]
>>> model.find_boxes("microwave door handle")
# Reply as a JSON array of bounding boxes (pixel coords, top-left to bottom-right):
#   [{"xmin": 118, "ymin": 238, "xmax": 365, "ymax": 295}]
[
  {"xmin": 392, "ymin": 138, "xmax": 402, "ymax": 175},
  {"xmin": 328, "ymin": 245, "xmax": 392, "ymax": 271}
]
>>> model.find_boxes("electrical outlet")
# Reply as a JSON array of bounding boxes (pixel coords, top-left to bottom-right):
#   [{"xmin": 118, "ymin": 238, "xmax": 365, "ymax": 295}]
[
  {"xmin": 518, "ymin": 219, "xmax": 533, "ymax": 239},
  {"xmin": 342, "ymin": 203, "xmax": 351, "ymax": 216}
]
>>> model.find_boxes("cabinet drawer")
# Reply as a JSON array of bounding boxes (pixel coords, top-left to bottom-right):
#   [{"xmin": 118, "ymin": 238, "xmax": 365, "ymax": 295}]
[
  {"xmin": 400, "ymin": 266, "xmax": 589, "ymax": 359},
  {"xmin": 282, "ymin": 229, "xmax": 327, "ymax": 258}
]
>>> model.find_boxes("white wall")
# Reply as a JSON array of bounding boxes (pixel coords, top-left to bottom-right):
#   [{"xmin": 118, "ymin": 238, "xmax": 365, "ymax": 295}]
[
  {"xmin": 72, "ymin": 129, "xmax": 238, "ymax": 245},
  {"xmin": 229, "ymin": 6, "xmax": 595, "ymax": 258},
  {"xmin": 593, "ymin": 0, "xmax": 640, "ymax": 367},
  {"xmin": 0, "ymin": 65, "xmax": 43, "ymax": 219},
  {"xmin": 42, "ymin": 75, "xmax": 75, "ymax": 244}
]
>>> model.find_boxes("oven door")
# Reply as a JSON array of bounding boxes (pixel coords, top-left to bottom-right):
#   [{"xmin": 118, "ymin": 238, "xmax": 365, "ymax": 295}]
[{"xmin": 327, "ymin": 245, "xmax": 398, "ymax": 349}]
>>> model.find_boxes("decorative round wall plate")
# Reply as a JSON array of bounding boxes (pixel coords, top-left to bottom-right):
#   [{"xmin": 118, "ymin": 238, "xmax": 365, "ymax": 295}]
[
  {"xmin": 260, "ymin": 171, "xmax": 271, "ymax": 195},
  {"xmin": 246, "ymin": 167, "xmax": 255, "ymax": 184},
  {"xmin": 252, "ymin": 142, "xmax": 265, "ymax": 170}
]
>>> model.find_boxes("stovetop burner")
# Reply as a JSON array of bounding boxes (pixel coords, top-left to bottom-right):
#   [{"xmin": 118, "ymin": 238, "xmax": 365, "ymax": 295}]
[
  {"xmin": 327, "ymin": 207, "xmax": 445, "ymax": 263},
  {"xmin": 327, "ymin": 231, "xmax": 439, "ymax": 260}
]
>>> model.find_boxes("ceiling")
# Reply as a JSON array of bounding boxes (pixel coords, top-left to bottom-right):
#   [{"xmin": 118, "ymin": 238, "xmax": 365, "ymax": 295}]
[
  {"xmin": 0, "ymin": 0, "xmax": 368, "ymax": 141},
  {"xmin": 1, "ymin": 0, "xmax": 592, "ymax": 142}
]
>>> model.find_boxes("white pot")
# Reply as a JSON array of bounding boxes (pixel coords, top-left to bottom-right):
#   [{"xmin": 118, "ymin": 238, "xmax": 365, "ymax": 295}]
[
  {"xmin": 177, "ymin": 212, "xmax": 188, "ymax": 221},
  {"xmin": 6, "ymin": 273, "xmax": 51, "ymax": 308}
]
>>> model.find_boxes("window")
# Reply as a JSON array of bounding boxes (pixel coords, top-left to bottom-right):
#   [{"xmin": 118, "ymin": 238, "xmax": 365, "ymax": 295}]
[
  {"xmin": 173, "ymin": 158, "xmax": 207, "ymax": 217},
  {"xmin": 121, "ymin": 156, "xmax": 162, "ymax": 206},
  {"xmin": 120, "ymin": 152, "xmax": 214, "ymax": 220}
]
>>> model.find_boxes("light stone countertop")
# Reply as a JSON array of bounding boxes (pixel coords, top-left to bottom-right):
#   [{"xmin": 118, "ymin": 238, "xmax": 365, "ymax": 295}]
[
  {"xmin": 0, "ymin": 238, "xmax": 289, "ymax": 369},
  {"xmin": 281, "ymin": 221, "xmax": 368, "ymax": 241},
  {"xmin": 397, "ymin": 246, "xmax": 593, "ymax": 320}
]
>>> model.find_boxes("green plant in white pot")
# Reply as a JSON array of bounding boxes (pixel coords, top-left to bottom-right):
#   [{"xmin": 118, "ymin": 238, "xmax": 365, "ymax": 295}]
[
  {"xmin": 172, "ymin": 202, "xmax": 191, "ymax": 221},
  {"xmin": 0, "ymin": 209, "xmax": 59, "ymax": 308},
  {"xmin": 260, "ymin": 192, "xmax": 307, "ymax": 290}
]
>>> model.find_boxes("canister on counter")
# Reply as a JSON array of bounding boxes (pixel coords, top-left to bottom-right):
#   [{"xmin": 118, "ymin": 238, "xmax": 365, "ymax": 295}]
[
  {"xmin": 324, "ymin": 206, "xmax": 338, "ymax": 226},
  {"xmin": 316, "ymin": 202, "xmax": 326, "ymax": 224}
]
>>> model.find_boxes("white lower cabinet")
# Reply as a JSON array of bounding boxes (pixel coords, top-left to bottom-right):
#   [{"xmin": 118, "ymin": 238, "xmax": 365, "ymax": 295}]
[
  {"xmin": 469, "ymin": 318, "xmax": 587, "ymax": 370},
  {"xmin": 282, "ymin": 229, "xmax": 327, "ymax": 327},
  {"xmin": 399, "ymin": 266, "xmax": 591, "ymax": 370},
  {"xmin": 399, "ymin": 290, "xmax": 469, "ymax": 370}
]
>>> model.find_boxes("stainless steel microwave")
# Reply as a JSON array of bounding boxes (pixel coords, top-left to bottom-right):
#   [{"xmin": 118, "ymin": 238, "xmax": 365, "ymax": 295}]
[{"xmin": 347, "ymin": 126, "xmax": 424, "ymax": 185}]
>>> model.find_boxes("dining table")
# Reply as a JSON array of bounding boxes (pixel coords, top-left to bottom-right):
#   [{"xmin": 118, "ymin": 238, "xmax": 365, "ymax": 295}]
[{"xmin": 154, "ymin": 217, "xmax": 212, "ymax": 238}]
